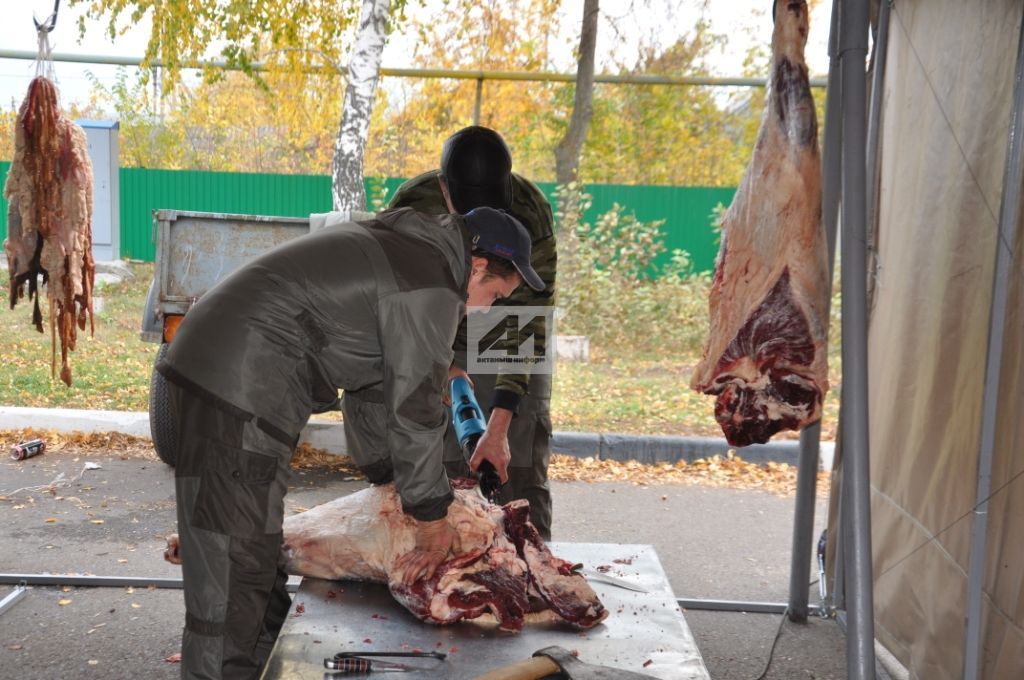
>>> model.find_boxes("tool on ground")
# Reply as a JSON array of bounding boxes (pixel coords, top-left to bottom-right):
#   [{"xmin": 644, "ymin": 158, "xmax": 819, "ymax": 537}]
[
  {"xmin": 10, "ymin": 439, "xmax": 46, "ymax": 461},
  {"xmin": 324, "ymin": 651, "xmax": 446, "ymax": 674},
  {"xmin": 473, "ymin": 645, "xmax": 660, "ymax": 680},
  {"xmin": 450, "ymin": 376, "xmax": 503, "ymax": 501}
]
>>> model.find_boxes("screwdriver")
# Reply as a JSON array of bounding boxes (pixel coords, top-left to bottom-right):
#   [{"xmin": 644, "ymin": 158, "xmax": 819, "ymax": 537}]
[
  {"xmin": 324, "ymin": 656, "xmax": 415, "ymax": 673},
  {"xmin": 324, "ymin": 651, "xmax": 446, "ymax": 674}
]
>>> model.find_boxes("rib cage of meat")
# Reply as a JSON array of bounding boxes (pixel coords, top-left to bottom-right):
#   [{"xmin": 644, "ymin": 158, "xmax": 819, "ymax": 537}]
[
  {"xmin": 280, "ymin": 483, "xmax": 608, "ymax": 632},
  {"xmin": 690, "ymin": 0, "xmax": 829, "ymax": 447}
]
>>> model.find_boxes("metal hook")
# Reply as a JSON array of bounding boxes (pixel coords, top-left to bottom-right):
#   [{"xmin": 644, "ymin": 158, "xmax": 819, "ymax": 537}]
[{"xmin": 33, "ymin": 0, "xmax": 61, "ymax": 34}]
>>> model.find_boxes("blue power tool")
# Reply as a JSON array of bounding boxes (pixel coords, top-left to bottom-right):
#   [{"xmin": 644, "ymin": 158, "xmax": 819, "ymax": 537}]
[{"xmin": 449, "ymin": 376, "xmax": 503, "ymax": 502}]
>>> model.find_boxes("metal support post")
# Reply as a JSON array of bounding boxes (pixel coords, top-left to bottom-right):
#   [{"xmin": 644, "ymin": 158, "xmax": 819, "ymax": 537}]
[
  {"xmin": 838, "ymin": 0, "xmax": 877, "ymax": 678},
  {"xmin": 865, "ymin": 0, "xmax": 892, "ymax": 249},
  {"xmin": 789, "ymin": 0, "xmax": 844, "ymax": 623},
  {"xmin": 473, "ymin": 77, "xmax": 484, "ymax": 125},
  {"xmin": 962, "ymin": 14, "xmax": 1024, "ymax": 680}
]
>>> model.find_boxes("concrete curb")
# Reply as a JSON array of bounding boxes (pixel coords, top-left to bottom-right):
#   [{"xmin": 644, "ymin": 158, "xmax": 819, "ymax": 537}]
[
  {"xmin": 0, "ymin": 406, "xmax": 834, "ymax": 470},
  {"xmin": 552, "ymin": 431, "xmax": 834, "ymax": 470}
]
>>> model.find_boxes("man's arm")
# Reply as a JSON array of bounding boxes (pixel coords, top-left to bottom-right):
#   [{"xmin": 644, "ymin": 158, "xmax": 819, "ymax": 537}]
[
  {"xmin": 379, "ymin": 288, "xmax": 461, "ymax": 520},
  {"xmin": 489, "ymin": 178, "xmax": 557, "ymax": 411},
  {"xmin": 379, "ymin": 287, "xmax": 463, "ymax": 585}
]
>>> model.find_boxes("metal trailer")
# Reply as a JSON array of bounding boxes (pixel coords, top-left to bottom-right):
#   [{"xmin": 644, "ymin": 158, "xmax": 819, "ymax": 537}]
[{"xmin": 138, "ymin": 209, "xmax": 371, "ymax": 465}]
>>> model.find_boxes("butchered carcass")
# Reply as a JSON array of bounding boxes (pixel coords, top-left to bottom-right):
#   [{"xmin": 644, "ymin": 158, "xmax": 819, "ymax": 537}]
[
  {"xmin": 691, "ymin": 0, "xmax": 829, "ymax": 447},
  {"xmin": 280, "ymin": 483, "xmax": 608, "ymax": 632}
]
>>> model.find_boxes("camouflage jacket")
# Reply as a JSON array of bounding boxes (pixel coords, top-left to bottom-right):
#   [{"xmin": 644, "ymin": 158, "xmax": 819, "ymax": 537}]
[{"xmin": 389, "ymin": 170, "xmax": 556, "ymax": 412}]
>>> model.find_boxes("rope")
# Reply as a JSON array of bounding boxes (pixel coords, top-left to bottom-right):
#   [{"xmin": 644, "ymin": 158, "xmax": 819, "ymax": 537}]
[{"xmin": 33, "ymin": 0, "xmax": 61, "ymax": 81}]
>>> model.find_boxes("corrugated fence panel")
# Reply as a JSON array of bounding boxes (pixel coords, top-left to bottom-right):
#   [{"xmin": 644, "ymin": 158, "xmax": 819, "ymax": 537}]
[
  {"xmin": 119, "ymin": 168, "xmax": 334, "ymax": 261},
  {"xmin": 534, "ymin": 182, "xmax": 734, "ymax": 274},
  {"xmin": 1, "ymin": 166, "xmax": 735, "ymax": 273}
]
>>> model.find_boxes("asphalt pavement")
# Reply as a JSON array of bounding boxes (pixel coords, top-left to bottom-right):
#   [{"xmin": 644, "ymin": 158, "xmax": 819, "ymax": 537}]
[{"xmin": 0, "ymin": 446, "xmax": 846, "ymax": 679}]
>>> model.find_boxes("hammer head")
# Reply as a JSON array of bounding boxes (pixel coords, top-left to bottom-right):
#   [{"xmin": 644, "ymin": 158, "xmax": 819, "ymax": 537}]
[{"xmin": 532, "ymin": 646, "xmax": 659, "ymax": 680}]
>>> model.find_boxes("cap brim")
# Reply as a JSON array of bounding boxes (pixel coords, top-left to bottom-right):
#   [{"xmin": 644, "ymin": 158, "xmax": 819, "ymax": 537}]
[
  {"xmin": 448, "ymin": 181, "xmax": 513, "ymax": 213},
  {"xmin": 514, "ymin": 261, "xmax": 546, "ymax": 292}
]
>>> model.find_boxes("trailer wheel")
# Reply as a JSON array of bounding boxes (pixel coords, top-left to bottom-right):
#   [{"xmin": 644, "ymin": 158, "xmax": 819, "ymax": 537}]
[{"xmin": 149, "ymin": 343, "xmax": 177, "ymax": 467}]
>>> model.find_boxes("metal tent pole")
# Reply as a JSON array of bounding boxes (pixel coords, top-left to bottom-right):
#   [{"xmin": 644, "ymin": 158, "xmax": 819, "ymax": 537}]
[
  {"xmin": 788, "ymin": 0, "xmax": 844, "ymax": 623},
  {"xmin": 838, "ymin": 0, "xmax": 877, "ymax": 678},
  {"xmin": 865, "ymin": 0, "xmax": 892, "ymax": 257},
  {"xmin": 962, "ymin": 13, "xmax": 1024, "ymax": 680}
]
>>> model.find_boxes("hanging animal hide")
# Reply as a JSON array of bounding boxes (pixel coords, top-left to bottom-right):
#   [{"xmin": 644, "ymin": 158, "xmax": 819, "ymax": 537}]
[{"xmin": 3, "ymin": 76, "xmax": 95, "ymax": 386}]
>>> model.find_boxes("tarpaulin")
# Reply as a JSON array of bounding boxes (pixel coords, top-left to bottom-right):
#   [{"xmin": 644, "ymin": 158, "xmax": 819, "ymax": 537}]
[{"xmin": 827, "ymin": 1, "xmax": 1024, "ymax": 678}]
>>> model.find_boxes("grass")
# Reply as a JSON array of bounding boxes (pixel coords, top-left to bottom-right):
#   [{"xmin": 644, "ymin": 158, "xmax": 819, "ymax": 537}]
[
  {"xmin": 0, "ymin": 261, "xmax": 840, "ymax": 440},
  {"xmin": 0, "ymin": 261, "xmax": 159, "ymax": 411}
]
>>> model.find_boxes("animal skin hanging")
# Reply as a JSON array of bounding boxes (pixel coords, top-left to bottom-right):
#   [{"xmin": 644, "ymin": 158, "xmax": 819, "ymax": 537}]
[{"xmin": 4, "ymin": 36, "xmax": 95, "ymax": 386}]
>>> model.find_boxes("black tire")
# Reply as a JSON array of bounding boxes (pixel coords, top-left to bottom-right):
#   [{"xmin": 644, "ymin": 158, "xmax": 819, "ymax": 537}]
[{"xmin": 149, "ymin": 343, "xmax": 177, "ymax": 467}]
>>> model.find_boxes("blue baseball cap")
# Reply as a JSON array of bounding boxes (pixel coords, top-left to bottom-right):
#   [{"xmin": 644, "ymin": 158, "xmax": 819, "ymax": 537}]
[{"xmin": 463, "ymin": 207, "xmax": 545, "ymax": 292}]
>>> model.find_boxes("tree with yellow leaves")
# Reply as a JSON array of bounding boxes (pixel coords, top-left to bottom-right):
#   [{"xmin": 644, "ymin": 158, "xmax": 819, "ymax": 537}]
[{"xmin": 71, "ymin": 0, "xmax": 397, "ymax": 210}]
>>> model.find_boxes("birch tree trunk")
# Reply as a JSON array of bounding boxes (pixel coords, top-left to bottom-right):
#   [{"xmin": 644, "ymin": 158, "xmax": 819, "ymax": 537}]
[
  {"xmin": 554, "ymin": 0, "xmax": 599, "ymax": 186},
  {"xmin": 332, "ymin": 0, "xmax": 391, "ymax": 213}
]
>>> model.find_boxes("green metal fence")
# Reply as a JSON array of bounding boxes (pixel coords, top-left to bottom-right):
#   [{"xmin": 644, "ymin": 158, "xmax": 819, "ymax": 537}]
[{"xmin": 0, "ymin": 165, "xmax": 733, "ymax": 273}]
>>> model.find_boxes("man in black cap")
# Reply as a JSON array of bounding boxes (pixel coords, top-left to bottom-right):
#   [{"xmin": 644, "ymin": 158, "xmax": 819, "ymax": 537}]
[
  {"xmin": 389, "ymin": 126, "xmax": 558, "ymax": 540},
  {"xmin": 157, "ymin": 206, "xmax": 542, "ymax": 680}
]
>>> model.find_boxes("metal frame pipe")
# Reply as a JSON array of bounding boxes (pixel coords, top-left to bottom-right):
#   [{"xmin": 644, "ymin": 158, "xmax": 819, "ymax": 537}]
[
  {"xmin": 680, "ymin": 598, "xmax": 823, "ymax": 616},
  {"xmin": 0, "ymin": 584, "xmax": 28, "ymax": 617},
  {"xmin": 473, "ymin": 78, "xmax": 484, "ymax": 125},
  {"xmin": 962, "ymin": 12, "xmax": 1024, "ymax": 680},
  {"xmin": 0, "ymin": 573, "xmax": 300, "ymax": 593},
  {"xmin": 0, "ymin": 49, "xmax": 827, "ymax": 89},
  {"xmin": 838, "ymin": 0, "xmax": 877, "ymax": 678},
  {"xmin": 789, "ymin": 0, "xmax": 845, "ymax": 624},
  {"xmin": 865, "ymin": 0, "xmax": 892, "ymax": 258}
]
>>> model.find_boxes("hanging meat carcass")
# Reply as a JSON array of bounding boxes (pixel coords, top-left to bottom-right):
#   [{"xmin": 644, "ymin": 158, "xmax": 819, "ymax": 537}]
[
  {"xmin": 4, "ymin": 76, "xmax": 95, "ymax": 387},
  {"xmin": 690, "ymin": 1, "xmax": 829, "ymax": 446}
]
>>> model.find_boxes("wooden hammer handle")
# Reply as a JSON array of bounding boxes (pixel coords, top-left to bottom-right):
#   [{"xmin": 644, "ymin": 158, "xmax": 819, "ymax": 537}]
[{"xmin": 473, "ymin": 655, "xmax": 561, "ymax": 680}]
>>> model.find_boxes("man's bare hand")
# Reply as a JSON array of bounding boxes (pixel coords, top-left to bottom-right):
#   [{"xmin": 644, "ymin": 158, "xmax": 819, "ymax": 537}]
[
  {"xmin": 469, "ymin": 408, "xmax": 513, "ymax": 482},
  {"xmin": 164, "ymin": 534, "xmax": 182, "ymax": 565},
  {"xmin": 444, "ymin": 365, "xmax": 471, "ymax": 407},
  {"xmin": 394, "ymin": 517, "xmax": 459, "ymax": 586}
]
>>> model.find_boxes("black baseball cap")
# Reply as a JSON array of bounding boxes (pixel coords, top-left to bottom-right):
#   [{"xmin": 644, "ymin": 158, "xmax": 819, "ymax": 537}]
[
  {"xmin": 463, "ymin": 207, "xmax": 545, "ymax": 292},
  {"xmin": 440, "ymin": 126, "xmax": 513, "ymax": 214}
]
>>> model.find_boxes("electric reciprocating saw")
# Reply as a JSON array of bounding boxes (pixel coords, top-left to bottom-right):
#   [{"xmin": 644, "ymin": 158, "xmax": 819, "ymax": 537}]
[{"xmin": 449, "ymin": 376, "xmax": 503, "ymax": 502}]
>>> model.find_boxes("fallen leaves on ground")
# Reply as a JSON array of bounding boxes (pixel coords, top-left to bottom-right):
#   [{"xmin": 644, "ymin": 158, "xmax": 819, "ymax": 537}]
[
  {"xmin": 1, "ymin": 428, "xmax": 160, "ymax": 461},
  {"xmin": 290, "ymin": 443, "xmax": 362, "ymax": 476},
  {"xmin": 1, "ymin": 430, "xmax": 829, "ymax": 497},
  {"xmin": 549, "ymin": 452, "xmax": 831, "ymax": 497}
]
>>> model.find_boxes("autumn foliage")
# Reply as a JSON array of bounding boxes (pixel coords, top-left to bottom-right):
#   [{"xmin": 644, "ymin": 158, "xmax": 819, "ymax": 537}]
[{"xmin": 24, "ymin": 0, "xmax": 801, "ymax": 188}]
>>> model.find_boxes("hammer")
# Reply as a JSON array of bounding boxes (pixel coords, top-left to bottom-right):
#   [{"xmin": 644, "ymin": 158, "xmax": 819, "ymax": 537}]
[{"xmin": 474, "ymin": 645, "xmax": 660, "ymax": 680}]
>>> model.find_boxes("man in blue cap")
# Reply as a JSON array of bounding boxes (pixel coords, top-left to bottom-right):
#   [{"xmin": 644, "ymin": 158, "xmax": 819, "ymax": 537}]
[
  {"xmin": 389, "ymin": 126, "xmax": 558, "ymax": 541},
  {"xmin": 158, "ymin": 206, "xmax": 542, "ymax": 680}
]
